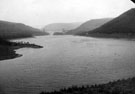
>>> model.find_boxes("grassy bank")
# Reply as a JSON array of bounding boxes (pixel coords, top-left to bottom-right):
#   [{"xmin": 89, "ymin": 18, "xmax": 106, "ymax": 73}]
[{"xmin": 40, "ymin": 77, "xmax": 135, "ymax": 94}]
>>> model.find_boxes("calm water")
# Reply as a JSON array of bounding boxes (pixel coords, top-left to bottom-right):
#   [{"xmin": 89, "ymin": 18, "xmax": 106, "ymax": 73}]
[{"xmin": 0, "ymin": 35, "xmax": 135, "ymax": 94}]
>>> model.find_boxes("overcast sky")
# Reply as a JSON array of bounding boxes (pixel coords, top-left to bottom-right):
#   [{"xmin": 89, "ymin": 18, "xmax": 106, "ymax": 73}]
[{"xmin": 0, "ymin": 0, "xmax": 134, "ymax": 28}]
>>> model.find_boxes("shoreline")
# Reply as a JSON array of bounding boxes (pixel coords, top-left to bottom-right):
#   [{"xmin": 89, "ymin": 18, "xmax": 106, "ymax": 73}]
[
  {"xmin": 40, "ymin": 77, "xmax": 135, "ymax": 94},
  {"xmin": 0, "ymin": 41, "xmax": 43, "ymax": 61},
  {"xmin": 79, "ymin": 33, "xmax": 135, "ymax": 39}
]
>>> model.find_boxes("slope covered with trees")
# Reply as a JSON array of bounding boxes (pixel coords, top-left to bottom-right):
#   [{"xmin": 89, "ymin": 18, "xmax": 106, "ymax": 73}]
[
  {"xmin": 40, "ymin": 77, "xmax": 135, "ymax": 94},
  {"xmin": 0, "ymin": 20, "xmax": 49, "ymax": 39},
  {"xmin": 66, "ymin": 18, "xmax": 112, "ymax": 35},
  {"xmin": 84, "ymin": 8, "xmax": 135, "ymax": 38},
  {"xmin": 44, "ymin": 22, "xmax": 82, "ymax": 32}
]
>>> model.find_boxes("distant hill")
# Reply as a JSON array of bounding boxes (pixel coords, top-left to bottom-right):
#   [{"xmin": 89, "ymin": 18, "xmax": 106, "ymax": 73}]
[
  {"xmin": 66, "ymin": 18, "xmax": 112, "ymax": 35},
  {"xmin": 0, "ymin": 20, "xmax": 49, "ymax": 39},
  {"xmin": 44, "ymin": 22, "xmax": 82, "ymax": 32},
  {"xmin": 85, "ymin": 8, "xmax": 135, "ymax": 38},
  {"xmin": 53, "ymin": 32, "xmax": 64, "ymax": 35}
]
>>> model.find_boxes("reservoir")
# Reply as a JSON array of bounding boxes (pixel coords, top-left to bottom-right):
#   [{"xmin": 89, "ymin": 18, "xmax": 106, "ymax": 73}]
[{"xmin": 0, "ymin": 35, "xmax": 135, "ymax": 94}]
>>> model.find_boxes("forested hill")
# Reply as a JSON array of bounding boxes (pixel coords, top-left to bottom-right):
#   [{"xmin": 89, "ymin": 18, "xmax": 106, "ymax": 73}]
[
  {"xmin": 85, "ymin": 8, "xmax": 135, "ymax": 38},
  {"xmin": 66, "ymin": 18, "xmax": 112, "ymax": 35},
  {"xmin": 0, "ymin": 20, "xmax": 49, "ymax": 39}
]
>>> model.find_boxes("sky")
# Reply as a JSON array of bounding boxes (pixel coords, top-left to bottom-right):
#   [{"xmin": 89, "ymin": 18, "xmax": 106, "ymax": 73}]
[{"xmin": 0, "ymin": 0, "xmax": 134, "ymax": 28}]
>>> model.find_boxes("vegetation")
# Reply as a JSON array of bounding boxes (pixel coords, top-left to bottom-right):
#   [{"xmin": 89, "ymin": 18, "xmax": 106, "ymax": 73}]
[
  {"xmin": 0, "ymin": 20, "xmax": 49, "ymax": 39},
  {"xmin": 81, "ymin": 8, "xmax": 135, "ymax": 38},
  {"xmin": 53, "ymin": 32, "xmax": 65, "ymax": 35},
  {"xmin": 0, "ymin": 45, "xmax": 21, "ymax": 60},
  {"xmin": 0, "ymin": 39, "xmax": 20, "ymax": 60},
  {"xmin": 10, "ymin": 41, "xmax": 43, "ymax": 49},
  {"xmin": 66, "ymin": 18, "xmax": 112, "ymax": 35},
  {"xmin": 0, "ymin": 37, "xmax": 43, "ymax": 61},
  {"xmin": 44, "ymin": 23, "xmax": 82, "ymax": 32},
  {"xmin": 40, "ymin": 77, "xmax": 135, "ymax": 94},
  {"xmin": 0, "ymin": 20, "xmax": 46, "ymax": 60}
]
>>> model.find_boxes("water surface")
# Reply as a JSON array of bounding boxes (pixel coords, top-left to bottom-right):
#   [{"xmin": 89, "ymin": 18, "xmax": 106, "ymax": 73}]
[{"xmin": 0, "ymin": 35, "xmax": 135, "ymax": 94}]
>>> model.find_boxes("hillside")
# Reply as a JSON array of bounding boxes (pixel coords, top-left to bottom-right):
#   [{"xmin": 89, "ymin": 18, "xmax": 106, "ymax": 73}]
[
  {"xmin": 85, "ymin": 8, "xmax": 135, "ymax": 38},
  {"xmin": 66, "ymin": 18, "xmax": 112, "ymax": 35},
  {"xmin": 53, "ymin": 32, "xmax": 64, "ymax": 35},
  {"xmin": 0, "ymin": 20, "xmax": 49, "ymax": 39},
  {"xmin": 44, "ymin": 22, "xmax": 82, "ymax": 32},
  {"xmin": 0, "ymin": 38, "xmax": 19, "ymax": 60}
]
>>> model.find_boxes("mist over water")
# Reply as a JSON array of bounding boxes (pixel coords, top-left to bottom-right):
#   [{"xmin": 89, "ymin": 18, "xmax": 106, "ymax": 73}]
[{"xmin": 0, "ymin": 35, "xmax": 135, "ymax": 94}]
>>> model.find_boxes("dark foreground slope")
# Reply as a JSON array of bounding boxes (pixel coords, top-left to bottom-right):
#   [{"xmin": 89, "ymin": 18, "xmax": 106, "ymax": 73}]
[
  {"xmin": 0, "ymin": 38, "xmax": 43, "ymax": 61},
  {"xmin": 0, "ymin": 38, "xmax": 20, "ymax": 60},
  {"xmin": 66, "ymin": 18, "xmax": 112, "ymax": 35},
  {"xmin": 84, "ymin": 8, "xmax": 135, "ymax": 38},
  {"xmin": 0, "ymin": 20, "xmax": 48, "ymax": 39},
  {"xmin": 0, "ymin": 45, "xmax": 20, "ymax": 60},
  {"xmin": 40, "ymin": 77, "xmax": 135, "ymax": 94},
  {"xmin": 0, "ymin": 20, "xmax": 46, "ymax": 61}
]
